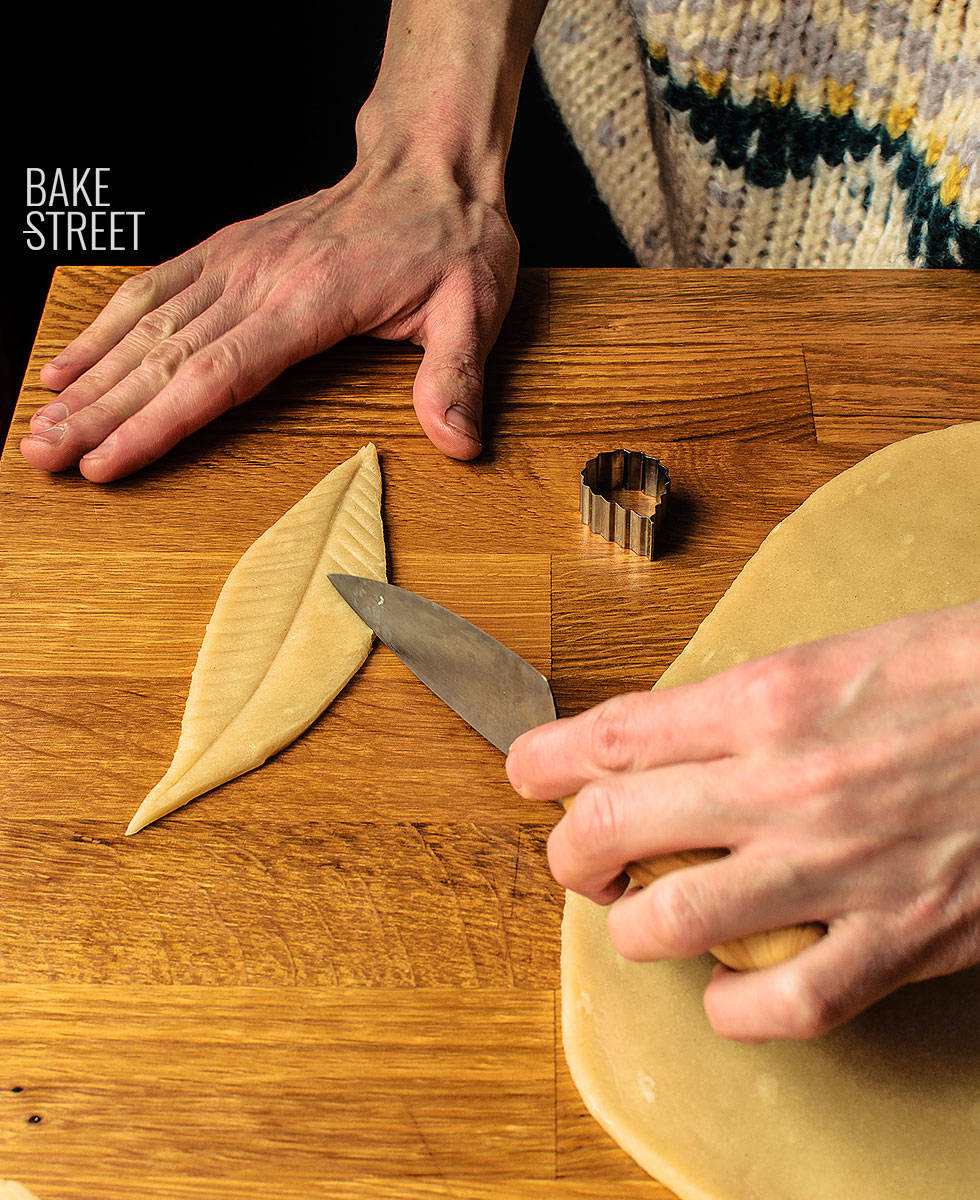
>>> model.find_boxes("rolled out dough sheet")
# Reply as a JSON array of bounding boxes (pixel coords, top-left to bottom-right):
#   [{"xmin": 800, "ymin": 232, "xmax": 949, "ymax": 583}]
[{"xmin": 562, "ymin": 422, "xmax": 980, "ymax": 1200}]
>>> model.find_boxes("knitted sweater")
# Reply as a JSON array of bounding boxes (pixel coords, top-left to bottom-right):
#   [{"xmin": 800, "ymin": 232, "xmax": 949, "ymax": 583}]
[{"xmin": 534, "ymin": 0, "xmax": 980, "ymax": 267}]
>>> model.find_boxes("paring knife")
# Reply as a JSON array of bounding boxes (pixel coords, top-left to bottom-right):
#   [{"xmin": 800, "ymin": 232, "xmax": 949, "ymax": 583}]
[{"xmin": 329, "ymin": 574, "xmax": 825, "ymax": 972}]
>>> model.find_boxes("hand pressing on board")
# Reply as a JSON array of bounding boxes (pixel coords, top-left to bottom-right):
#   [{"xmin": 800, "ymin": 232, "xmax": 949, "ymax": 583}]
[
  {"xmin": 21, "ymin": 174, "xmax": 516, "ymax": 482},
  {"xmin": 20, "ymin": 0, "xmax": 548, "ymax": 482},
  {"xmin": 506, "ymin": 600, "xmax": 980, "ymax": 1042}
]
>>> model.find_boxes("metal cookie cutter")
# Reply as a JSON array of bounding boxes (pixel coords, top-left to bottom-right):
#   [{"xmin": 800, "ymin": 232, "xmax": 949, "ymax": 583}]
[{"xmin": 580, "ymin": 449, "xmax": 670, "ymax": 559}]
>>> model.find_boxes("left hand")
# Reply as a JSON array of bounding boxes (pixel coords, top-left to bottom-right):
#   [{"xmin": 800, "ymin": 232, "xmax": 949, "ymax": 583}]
[
  {"xmin": 505, "ymin": 600, "xmax": 980, "ymax": 1041},
  {"xmin": 19, "ymin": 164, "xmax": 517, "ymax": 481}
]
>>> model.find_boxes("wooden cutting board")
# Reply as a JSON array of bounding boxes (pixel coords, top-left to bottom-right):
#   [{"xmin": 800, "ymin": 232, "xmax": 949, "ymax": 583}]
[{"xmin": 1, "ymin": 266, "xmax": 979, "ymax": 1199}]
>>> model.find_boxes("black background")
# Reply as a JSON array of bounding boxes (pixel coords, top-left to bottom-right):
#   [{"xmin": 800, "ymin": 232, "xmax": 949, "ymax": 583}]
[{"xmin": 0, "ymin": 5, "xmax": 632, "ymax": 436}]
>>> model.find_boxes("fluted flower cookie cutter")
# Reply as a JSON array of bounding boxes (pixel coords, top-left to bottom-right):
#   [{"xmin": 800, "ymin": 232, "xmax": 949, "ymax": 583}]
[{"xmin": 580, "ymin": 449, "xmax": 670, "ymax": 559}]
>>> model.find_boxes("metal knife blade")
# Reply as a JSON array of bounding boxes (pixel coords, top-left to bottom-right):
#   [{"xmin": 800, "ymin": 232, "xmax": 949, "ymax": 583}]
[
  {"xmin": 328, "ymin": 574, "xmax": 556, "ymax": 752},
  {"xmin": 329, "ymin": 574, "xmax": 826, "ymax": 972}
]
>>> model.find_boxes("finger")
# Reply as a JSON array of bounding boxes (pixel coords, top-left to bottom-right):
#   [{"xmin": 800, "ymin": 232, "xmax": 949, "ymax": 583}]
[
  {"xmin": 28, "ymin": 279, "xmax": 220, "ymax": 434},
  {"xmin": 412, "ymin": 302, "xmax": 485, "ymax": 460},
  {"xmin": 75, "ymin": 298, "xmax": 306, "ymax": 481},
  {"xmin": 21, "ymin": 291, "xmax": 242, "ymax": 473},
  {"xmin": 702, "ymin": 913, "xmax": 907, "ymax": 1041},
  {"xmin": 546, "ymin": 760, "xmax": 754, "ymax": 902},
  {"xmin": 604, "ymin": 849, "xmax": 827, "ymax": 962},
  {"xmin": 507, "ymin": 685, "xmax": 742, "ymax": 802},
  {"xmin": 39, "ymin": 250, "xmax": 203, "ymax": 388}
]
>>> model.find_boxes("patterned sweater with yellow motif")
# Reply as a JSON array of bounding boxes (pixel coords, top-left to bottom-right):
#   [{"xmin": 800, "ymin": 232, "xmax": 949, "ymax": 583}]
[{"xmin": 534, "ymin": 0, "xmax": 980, "ymax": 267}]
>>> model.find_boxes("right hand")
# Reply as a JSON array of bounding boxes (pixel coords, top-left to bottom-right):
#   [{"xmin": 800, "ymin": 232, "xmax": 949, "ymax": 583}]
[
  {"xmin": 508, "ymin": 602, "xmax": 980, "ymax": 1041},
  {"xmin": 21, "ymin": 150, "xmax": 519, "ymax": 482}
]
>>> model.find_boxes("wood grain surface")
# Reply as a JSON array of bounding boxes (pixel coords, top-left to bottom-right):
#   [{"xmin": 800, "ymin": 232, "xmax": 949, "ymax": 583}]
[{"xmin": 1, "ymin": 265, "xmax": 978, "ymax": 1200}]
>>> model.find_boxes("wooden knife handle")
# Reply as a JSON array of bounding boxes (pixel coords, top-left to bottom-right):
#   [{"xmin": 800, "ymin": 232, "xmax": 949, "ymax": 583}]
[
  {"xmin": 625, "ymin": 847, "xmax": 825, "ymax": 972},
  {"xmin": 559, "ymin": 799, "xmax": 825, "ymax": 971}
]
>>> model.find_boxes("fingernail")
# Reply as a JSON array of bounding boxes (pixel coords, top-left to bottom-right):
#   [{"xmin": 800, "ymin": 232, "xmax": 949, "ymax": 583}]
[
  {"xmin": 28, "ymin": 423, "xmax": 67, "ymax": 444},
  {"xmin": 31, "ymin": 402, "xmax": 69, "ymax": 430},
  {"xmin": 80, "ymin": 433, "xmax": 116, "ymax": 465},
  {"xmin": 503, "ymin": 753, "xmax": 520, "ymax": 792},
  {"xmin": 505, "ymin": 751, "xmax": 530, "ymax": 798},
  {"xmin": 47, "ymin": 353, "xmax": 69, "ymax": 369},
  {"xmin": 444, "ymin": 405, "xmax": 481, "ymax": 443}
]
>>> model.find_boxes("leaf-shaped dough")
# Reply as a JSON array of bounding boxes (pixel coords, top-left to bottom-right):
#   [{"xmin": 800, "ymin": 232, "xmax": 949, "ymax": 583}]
[{"xmin": 127, "ymin": 443, "xmax": 385, "ymax": 835}]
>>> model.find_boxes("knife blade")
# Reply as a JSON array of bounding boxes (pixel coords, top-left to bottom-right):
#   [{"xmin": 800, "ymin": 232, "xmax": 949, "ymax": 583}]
[
  {"xmin": 328, "ymin": 573, "xmax": 826, "ymax": 972},
  {"xmin": 327, "ymin": 574, "xmax": 556, "ymax": 751}
]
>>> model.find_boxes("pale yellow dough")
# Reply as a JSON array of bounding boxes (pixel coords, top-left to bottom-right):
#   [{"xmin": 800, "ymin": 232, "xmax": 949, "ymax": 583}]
[
  {"xmin": 563, "ymin": 423, "xmax": 980, "ymax": 1200},
  {"xmin": 0, "ymin": 1184, "xmax": 41, "ymax": 1200},
  {"xmin": 127, "ymin": 444, "xmax": 386, "ymax": 835}
]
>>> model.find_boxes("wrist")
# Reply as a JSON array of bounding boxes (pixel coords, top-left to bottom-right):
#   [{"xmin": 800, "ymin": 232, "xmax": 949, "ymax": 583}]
[
  {"xmin": 354, "ymin": 95, "xmax": 508, "ymax": 206},
  {"xmin": 356, "ymin": 1, "xmax": 546, "ymax": 201}
]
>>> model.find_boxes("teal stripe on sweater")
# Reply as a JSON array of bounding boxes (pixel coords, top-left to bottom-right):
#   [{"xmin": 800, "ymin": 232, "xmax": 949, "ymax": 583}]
[{"xmin": 646, "ymin": 50, "xmax": 980, "ymax": 269}]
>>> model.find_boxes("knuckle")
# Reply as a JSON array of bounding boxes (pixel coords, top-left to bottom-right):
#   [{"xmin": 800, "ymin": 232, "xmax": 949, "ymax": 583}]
[
  {"xmin": 649, "ymin": 877, "xmax": 710, "ymax": 957},
  {"xmin": 587, "ymin": 696, "xmax": 638, "ymax": 772},
  {"xmin": 433, "ymin": 348, "xmax": 483, "ymax": 386},
  {"xmin": 217, "ymin": 271, "xmax": 256, "ymax": 309},
  {"xmin": 566, "ymin": 783, "xmax": 622, "ymax": 858},
  {"xmin": 792, "ymin": 745, "xmax": 850, "ymax": 809},
  {"xmin": 188, "ymin": 338, "xmax": 240, "ymax": 382},
  {"xmin": 900, "ymin": 882, "xmax": 958, "ymax": 941},
  {"xmin": 134, "ymin": 308, "xmax": 179, "ymax": 343},
  {"xmin": 772, "ymin": 972, "xmax": 840, "ymax": 1039},
  {"xmin": 141, "ymin": 337, "xmax": 191, "ymax": 378},
  {"xmin": 261, "ymin": 291, "xmax": 305, "ymax": 332},
  {"xmin": 270, "ymin": 213, "xmax": 309, "ymax": 242},
  {"xmin": 228, "ymin": 225, "xmax": 308, "ymax": 293},
  {"xmin": 115, "ymin": 272, "xmax": 155, "ymax": 305},
  {"xmin": 743, "ymin": 653, "xmax": 805, "ymax": 740},
  {"xmin": 84, "ymin": 392, "xmax": 128, "ymax": 424},
  {"xmin": 206, "ymin": 338, "xmax": 243, "ymax": 380},
  {"xmin": 244, "ymin": 243, "xmax": 283, "ymax": 279},
  {"xmin": 225, "ymin": 257, "xmax": 262, "ymax": 296}
]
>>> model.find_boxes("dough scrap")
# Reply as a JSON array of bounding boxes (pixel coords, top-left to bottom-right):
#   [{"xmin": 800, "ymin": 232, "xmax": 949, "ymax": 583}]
[
  {"xmin": 562, "ymin": 422, "xmax": 980, "ymax": 1200},
  {"xmin": 0, "ymin": 1184, "xmax": 41, "ymax": 1200},
  {"xmin": 127, "ymin": 444, "xmax": 386, "ymax": 835}
]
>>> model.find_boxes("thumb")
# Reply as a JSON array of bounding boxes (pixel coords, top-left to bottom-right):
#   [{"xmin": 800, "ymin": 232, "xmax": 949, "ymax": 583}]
[{"xmin": 412, "ymin": 306, "xmax": 486, "ymax": 461}]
